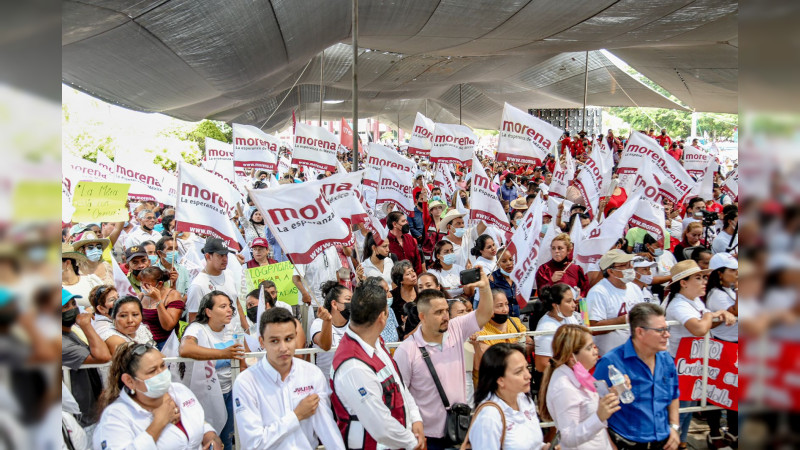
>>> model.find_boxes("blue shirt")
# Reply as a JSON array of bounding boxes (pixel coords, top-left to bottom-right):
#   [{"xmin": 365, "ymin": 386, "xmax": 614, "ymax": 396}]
[
  {"xmin": 490, "ymin": 268, "xmax": 517, "ymax": 306},
  {"xmin": 409, "ymin": 207, "xmax": 425, "ymax": 239},
  {"xmin": 593, "ymin": 338, "xmax": 679, "ymax": 443},
  {"xmin": 497, "ymin": 183, "xmax": 518, "ymax": 201}
]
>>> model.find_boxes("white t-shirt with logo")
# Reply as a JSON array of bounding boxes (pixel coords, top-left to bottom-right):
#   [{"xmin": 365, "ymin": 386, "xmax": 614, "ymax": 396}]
[
  {"xmin": 186, "ymin": 271, "xmax": 239, "ymax": 314},
  {"xmin": 183, "ymin": 322, "xmax": 237, "ymax": 393},
  {"xmin": 309, "ymin": 319, "xmax": 348, "ymax": 381},
  {"xmin": 431, "ymin": 264, "xmax": 466, "ymax": 297},
  {"xmin": 706, "ymin": 287, "xmax": 738, "ymax": 342},
  {"xmin": 586, "ymin": 278, "xmax": 644, "ymax": 355}
]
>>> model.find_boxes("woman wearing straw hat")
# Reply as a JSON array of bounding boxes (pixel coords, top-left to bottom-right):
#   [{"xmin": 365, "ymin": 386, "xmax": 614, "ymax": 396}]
[
  {"xmin": 663, "ymin": 259, "xmax": 736, "ymax": 449},
  {"xmin": 62, "ymin": 243, "xmax": 103, "ymax": 309},
  {"xmin": 73, "ymin": 231, "xmax": 114, "ymax": 285}
]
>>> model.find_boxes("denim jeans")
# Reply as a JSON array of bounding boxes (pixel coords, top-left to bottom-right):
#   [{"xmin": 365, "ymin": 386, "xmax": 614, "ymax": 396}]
[
  {"xmin": 679, "ymin": 400, "xmax": 698, "ymax": 442},
  {"xmin": 221, "ymin": 391, "xmax": 235, "ymax": 449}
]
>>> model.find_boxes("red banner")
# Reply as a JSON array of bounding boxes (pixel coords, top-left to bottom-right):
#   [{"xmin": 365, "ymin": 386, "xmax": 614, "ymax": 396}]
[
  {"xmin": 340, "ymin": 118, "xmax": 364, "ymax": 155},
  {"xmin": 740, "ymin": 337, "xmax": 800, "ymax": 412},
  {"xmin": 674, "ymin": 337, "xmax": 738, "ymax": 411}
]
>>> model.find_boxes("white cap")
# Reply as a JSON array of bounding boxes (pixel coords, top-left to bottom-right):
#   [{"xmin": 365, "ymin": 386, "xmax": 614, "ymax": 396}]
[
  {"xmin": 632, "ymin": 256, "xmax": 657, "ymax": 269},
  {"xmin": 709, "ymin": 252, "xmax": 738, "ymax": 272}
]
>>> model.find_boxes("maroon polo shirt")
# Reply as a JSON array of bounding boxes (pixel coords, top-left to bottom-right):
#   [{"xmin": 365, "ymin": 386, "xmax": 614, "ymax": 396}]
[{"xmin": 387, "ymin": 232, "xmax": 423, "ymax": 274}]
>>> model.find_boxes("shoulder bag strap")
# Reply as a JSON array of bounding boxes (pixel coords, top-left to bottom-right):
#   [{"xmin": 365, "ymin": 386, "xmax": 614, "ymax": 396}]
[
  {"xmin": 509, "ymin": 317, "xmax": 520, "ymax": 333},
  {"xmin": 418, "ymin": 346, "xmax": 450, "ymax": 409},
  {"xmin": 460, "ymin": 401, "xmax": 506, "ymax": 450}
]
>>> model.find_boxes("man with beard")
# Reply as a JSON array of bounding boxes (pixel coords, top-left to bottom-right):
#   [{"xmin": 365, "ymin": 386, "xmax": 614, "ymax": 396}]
[
  {"xmin": 393, "ymin": 267, "xmax": 494, "ymax": 449},
  {"xmin": 125, "ymin": 209, "xmax": 162, "ymax": 247}
]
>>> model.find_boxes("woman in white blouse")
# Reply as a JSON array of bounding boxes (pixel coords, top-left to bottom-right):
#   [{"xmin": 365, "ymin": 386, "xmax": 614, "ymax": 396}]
[
  {"xmin": 466, "ymin": 343, "xmax": 549, "ymax": 450},
  {"xmin": 101, "ymin": 296, "xmax": 156, "ymax": 355},
  {"xmin": 94, "ymin": 342, "xmax": 222, "ymax": 450},
  {"xmin": 360, "ymin": 232, "xmax": 394, "ymax": 286},
  {"xmin": 428, "ymin": 240, "xmax": 474, "ymax": 298},
  {"xmin": 539, "ymin": 324, "xmax": 620, "ymax": 450},
  {"xmin": 469, "ymin": 234, "xmax": 498, "ymax": 274}
]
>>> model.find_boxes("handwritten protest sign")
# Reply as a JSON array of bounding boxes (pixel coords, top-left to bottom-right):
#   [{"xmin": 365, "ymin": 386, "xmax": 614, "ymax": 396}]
[
  {"xmin": 244, "ymin": 261, "xmax": 299, "ymax": 305},
  {"xmin": 71, "ymin": 181, "xmax": 130, "ymax": 222},
  {"xmin": 675, "ymin": 337, "xmax": 738, "ymax": 410}
]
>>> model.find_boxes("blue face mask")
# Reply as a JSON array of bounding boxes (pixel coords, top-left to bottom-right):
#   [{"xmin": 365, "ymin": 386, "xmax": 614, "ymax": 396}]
[
  {"xmin": 148, "ymin": 255, "xmax": 159, "ymax": 265},
  {"xmin": 541, "ymin": 223, "xmax": 550, "ymax": 235},
  {"xmin": 454, "ymin": 228, "xmax": 466, "ymax": 238},
  {"xmin": 432, "ymin": 196, "xmax": 442, "ymax": 202},
  {"xmin": 164, "ymin": 251, "xmax": 180, "ymax": 265},
  {"xmin": 442, "ymin": 253, "xmax": 457, "ymax": 266},
  {"xmin": 515, "ymin": 219, "xmax": 523, "ymax": 227},
  {"xmin": 124, "ymin": 221, "xmax": 130, "ymax": 228},
  {"xmin": 653, "ymin": 248, "xmax": 664, "ymax": 257},
  {"xmin": 85, "ymin": 248, "xmax": 103, "ymax": 262}
]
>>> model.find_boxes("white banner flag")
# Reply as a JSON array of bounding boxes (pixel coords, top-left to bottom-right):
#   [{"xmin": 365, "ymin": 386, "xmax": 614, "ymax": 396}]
[
  {"xmin": 160, "ymin": 168, "xmax": 179, "ymax": 206},
  {"xmin": 617, "ymin": 132, "xmax": 694, "ymax": 205},
  {"xmin": 683, "ymin": 145, "xmax": 712, "ymax": 178},
  {"xmin": 232, "ymin": 124, "xmax": 279, "ymax": 173},
  {"xmin": 249, "ymin": 182, "xmax": 353, "ymax": 264},
  {"xmin": 430, "ymin": 123, "xmax": 476, "ymax": 167},
  {"xmin": 507, "ymin": 194, "xmax": 545, "ymax": 307},
  {"xmin": 175, "ymin": 162, "xmax": 241, "ymax": 250},
  {"xmin": 497, "ymin": 102, "xmax": 562, "ymax": 165},
  {"xmin": 292, "ymin": 122, "xmax": 339, "ymax": 172},
  {"xmin": 689, "ymin": 158, "xmax": 716, "ymax": 201},
  {"xmin": 96, "ymin": 151, "xmax": 116, "ymax": 175},
  {"xmin": 375, "ymin": 165, "xmax": 415, "ymax": 216},
  {"xmin": 627, "ymin": 161, "xmax": 667, "ymax": 243},
  {"xmin": 315, "ymin": 170, "xmax": 369, "ymax": 225},
  {"xmin": 364, "ymin": 143, "xmax": 416, "ymax": 188},
  {"xmin": 549, "ymin": 151, "xmax": 574, "ymax": 199},
  {"xmin": 721, "ymin": 168, "xmax": 738, "ymax": 199},
  {"xmin": 205, "ymin": 137, "xmax": 233, "ymax": 162},
  {"xmin": 574, "ymin": 191, "xmax": 641, "ymax": 272},
  {"xmin": 114, "ymin": 152, "xmax": 166, "ymax": 204},
  {"xmin": 469, "ymin": 153, "xmax": 512, "ymax": 234},
  {"xmin": 433, "ymin": 163, "xmax": 456, "ymax": 203},
  {"xmin": 62, "ymin": 155, "xmax": 111, "ymax": 198},
  {"xmin": 573, "ymin": 144, "xmax": 609, "ymax": 219},
  {"xmin": 408, "ymin": 112, "xmax": 435, "ymax": 157}
]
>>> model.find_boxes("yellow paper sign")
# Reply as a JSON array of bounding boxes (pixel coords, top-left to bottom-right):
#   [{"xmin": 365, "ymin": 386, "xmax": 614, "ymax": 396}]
[
  {"xmin": 71, "ymin": 181, "xmax": 130, "ymax": 223},
  {"xmin": 244, "ymin": 261, "xmax": 299, "ymax": 305}
]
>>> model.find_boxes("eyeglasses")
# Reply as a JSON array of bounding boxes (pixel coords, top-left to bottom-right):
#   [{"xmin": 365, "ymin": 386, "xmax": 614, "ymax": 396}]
[{"xmin": 640, "ymin": 326, "xmax": 671, "ymax": 335}]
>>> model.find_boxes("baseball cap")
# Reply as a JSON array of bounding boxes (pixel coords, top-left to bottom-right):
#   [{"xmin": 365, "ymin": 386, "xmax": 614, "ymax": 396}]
[
  {"xmin": 598, "ymin": 249, "xmax": 636, "ymax": 271},
  {"xmin": 632, "ymin": 256, "xmax": 657, "ymax": 269},
  {"xmin": 250, "ymin": 237, "xmax": 269, "ymax": 248},
  {"xmin": 125, "ymin": 245, "xmax": 147, "ymax": 263},
  {"xmin": 709, "ymin": 253, "xmax": 738, "ymax": 272},
  {"xmin": 62, "ymin": 288, "xmax": 81, "ymax": 306},
  {"xmin": 202, "ymin": 238, "xmax": 236, "ymax": 255}
]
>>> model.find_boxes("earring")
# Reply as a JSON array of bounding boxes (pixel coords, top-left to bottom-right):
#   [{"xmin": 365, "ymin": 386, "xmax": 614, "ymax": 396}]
[{"xmin": 128, "ymin": 386, "xmax": 136, "ymax": 395}]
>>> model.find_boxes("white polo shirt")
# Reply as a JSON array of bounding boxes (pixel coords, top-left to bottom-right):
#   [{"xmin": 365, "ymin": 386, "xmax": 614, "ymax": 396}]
[
  {"xmin": 93, "ymin": 383, "xmax": 214, "ymax": 450},
  {"xmin": 232, "ymin": 356, "xmax": 344, "ymax": 450},
  {"xmin": 586, "ymin": 278, "xmax": 644, "ymax": 355}
]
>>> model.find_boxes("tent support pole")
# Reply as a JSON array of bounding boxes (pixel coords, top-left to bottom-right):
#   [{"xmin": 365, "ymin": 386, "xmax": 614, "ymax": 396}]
[
  {"xmin": 583, "ymin": 51, "xmax": 589, "ymax": 132},
  {"xmin": 351, "ymin": 0, "xmax": 360, "ymax": 171},
  {"xmin": 459, "ymin": 84, "xmax": 462, "ymax": 125},
  {"xmin": 319, "ymin": 50, "xmax": 324, "ymax": 125}
]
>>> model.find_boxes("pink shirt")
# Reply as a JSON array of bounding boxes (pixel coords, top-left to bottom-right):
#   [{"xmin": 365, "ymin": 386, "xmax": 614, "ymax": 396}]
[{"xmin": 393, "ymin": 311, "xmax": 480, "ymax": 438}]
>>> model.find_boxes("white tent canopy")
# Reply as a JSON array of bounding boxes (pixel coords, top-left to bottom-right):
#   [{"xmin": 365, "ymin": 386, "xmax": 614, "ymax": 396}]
[{"xmin": 62, "ymin": 0, "xmax": 737, "ymax": 132}]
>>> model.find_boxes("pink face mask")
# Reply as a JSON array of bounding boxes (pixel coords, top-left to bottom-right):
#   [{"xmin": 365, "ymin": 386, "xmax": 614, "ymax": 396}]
[{"xmin": 572, "ymin": 360, "xmax": 597, "ymax": 392}]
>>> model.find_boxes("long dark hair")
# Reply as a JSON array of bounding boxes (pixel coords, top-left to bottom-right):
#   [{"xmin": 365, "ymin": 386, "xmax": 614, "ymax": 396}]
[
  {"xmin": 470, "ymin": 234, "xmax": 494, "ymax": 258},
  {"xmin": 363, "ymin": 232, "xmax": 378, "ymax": 261},
  {"xmin": 474, "ymin": 343, "xmax": 530, "ymax": 406},
  {"xmin": 706, "ymin": 267, "xmax": 732, "ymax": 299},
  {"xmin": 430, "ymin": 240, "xmax": 453, "ymax": 271},
  {"xmin": 530, "ymin": 283, "xmax": 572, "ymax": 328},
  {"xmin": 321, "ymin": 280, "xmax": 348, "ymax": 311},
  {"xmin": 194, "ymin": 290, "xmax": 234, "ymax": 325}
]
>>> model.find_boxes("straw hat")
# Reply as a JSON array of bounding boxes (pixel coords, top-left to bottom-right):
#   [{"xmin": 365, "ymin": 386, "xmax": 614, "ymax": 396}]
[
  {"xmin": 61, "ymin": 242, "xmax": 87, "ymax": 264},
  {"xmin": 72, "ymin": 231, "xmax": 111, "ymax": 252},
  {"xmin": 670, "ymin": 260, "xmax": 711, "ymax": 283},
  {"xmin": 438, "ymin": 209, "xmax": 466, "ymax": 233},
  {"xmin": 510, "ymin": 197, "xmax": 528, "ymax": 210}
]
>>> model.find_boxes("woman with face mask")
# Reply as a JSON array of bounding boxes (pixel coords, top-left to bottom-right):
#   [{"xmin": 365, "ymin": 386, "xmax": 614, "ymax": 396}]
[
  {"xmin": 428, "ymin": 240, "xmax": 471, "ymax": 298},
  {"xmin": 138, "ymin": 267, "xmax": 184, "ymax": 350},
  {"xmin": 361, "ymin": 232, "xmax": 394, "ymax": 286},
  {"xmin": 89, "ymin": 285, "xmax": 119, "ymax": 341},
  {"xmin": 642, "ymin": 233, "xmax": 677, "ymax": 287},
  {"xmin": 490, "ymin": 248, "xmax": 521, "ymax": 317},
  {"xmin": 664, "ymin": 260, "xmax": 736, "ymax": 447},
  {"xmin": 536, "ymin": 234, "xmax": 589, "ymax": 296},
  {"xmin": 93, "ymin": 342, "xmax": 223, "ymax": 450},
  {"xmin": 473, "ymin": 290, "xmax": 533, "ymax": 387},
  {"xmin": 310, "ymin": 281, "xmax": 352, "ymax": 382},
  {"xmin": 61, "ymin": 243, "xmax": 104, "ymax": 310},
  {"xmin": 73, "ymin": 231, "xmax": 114, "ymax": 285},
  {"xmin": 539, "ymin": 325, "xmax": 620, "ymax": 450},
  {"xmin": 101, "ymin": 296, "xmax": 156, "ymax": 355},
  {"xmin": 533, "ymin": 284, "xmax": 582, "ymax": 373}
]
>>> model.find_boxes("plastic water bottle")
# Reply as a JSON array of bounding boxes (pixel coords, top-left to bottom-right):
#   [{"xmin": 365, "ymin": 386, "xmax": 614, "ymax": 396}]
[{"xmin": 608, "ymin": 364, "xmax": 635, "ymax": 404}]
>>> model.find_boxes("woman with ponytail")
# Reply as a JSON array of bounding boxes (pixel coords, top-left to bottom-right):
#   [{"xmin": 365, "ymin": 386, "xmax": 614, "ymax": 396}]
[
  {"xmin": 94, "ymin": 342, "xmax": 222, "ymax": 449},
  {"xmin": 533, "ymin": 284, "xmax": 582, "ymax": 374},
  {"xmin": 138, "ymin": 266, "xmax": 184, "ymax": 350},
  {"xmin": 361, "ymin": 231, "xmax": 394, "ymax": 285},
  {"xmin": 539, "ymin": 325, "xmax": 619, "ymax": 450}
]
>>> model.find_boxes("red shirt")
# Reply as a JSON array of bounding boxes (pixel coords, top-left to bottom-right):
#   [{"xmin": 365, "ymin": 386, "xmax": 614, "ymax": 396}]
[
  {"xmin": 666, "ymin": 147, "xmax": 683, "ymax": 161},
  {"xmin": 387, "ymin": 232, "xmax": 423, "ymax": 274},
  {"xmin": 545, "ymin": 159, "xmax": 556, "ymax": 174},
  {"xmin": 706, "ymin": 201, "xmax": 723, "ymax": 213},
  {"xmin": 535, "ymin": 259, "xmax": 589, "ymax": 297},
  {"xmin": 656, "ymin": 135, "xmax": 672, "ymax": 148},
  {"xmin": 560, "ymin": 138, "xmax": 572, "ymax": 155}
]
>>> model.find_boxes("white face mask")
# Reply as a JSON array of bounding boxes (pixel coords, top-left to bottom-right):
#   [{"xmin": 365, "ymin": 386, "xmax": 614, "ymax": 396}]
[
  {"xmin": 617, "ymin": 268, "xmax": 636, "ymax": 284},
  {"xmin": 137, "ymin": 369, "xmax": 171, "ymax": 399},
  {"xmin": 637, "ymin": 273, "xmax": 654, "ymax": 285}
]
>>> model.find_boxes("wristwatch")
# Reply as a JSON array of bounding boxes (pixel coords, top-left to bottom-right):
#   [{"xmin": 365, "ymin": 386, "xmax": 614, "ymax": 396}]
[{"xmin": 670, "ymin": 423, "xmax": 680, "ymax": 433}]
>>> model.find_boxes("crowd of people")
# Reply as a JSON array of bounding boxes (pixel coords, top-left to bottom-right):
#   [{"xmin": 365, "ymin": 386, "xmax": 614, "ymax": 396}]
[{"xmin": 61, "ymin": 128, "xmax": 739, "ymax": 450}]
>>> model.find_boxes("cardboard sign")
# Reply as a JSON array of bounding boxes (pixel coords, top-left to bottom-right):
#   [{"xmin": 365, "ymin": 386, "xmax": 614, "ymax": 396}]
[
  {"xmin": 232, "ymin": 123, "xmax": 279, "ymax": 172},
  {"xmin": 430, "ymin": 123, "xmax": 476, "ymax": 166},
  {"xmin": 408, "ymin": 112, "xmax": 435, "ymax": 157},
  {"xmin": 71, "ymin": 181, "xmax": 130, "ymax": 222},
  {"xmin": 244, "ymin": 261, "xmax": 299, "ymax": 305},
  {"xmin": 497, "ymin": 102, "xmax": 562, "ymax": 165},
  {"xmin": 675, "ymin": 337, "xmax": 738, "ymax": 411}
]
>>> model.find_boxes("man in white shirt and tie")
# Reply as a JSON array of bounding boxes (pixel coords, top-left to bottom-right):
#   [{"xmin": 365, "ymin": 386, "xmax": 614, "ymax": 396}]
[{"xmin": 233, "ymin": 307, "xmax": 345, "ymax": 449}]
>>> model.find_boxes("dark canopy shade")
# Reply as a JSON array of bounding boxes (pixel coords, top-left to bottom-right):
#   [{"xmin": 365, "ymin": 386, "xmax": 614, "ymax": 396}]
[{"xmin": 62, "ymin": 0, "xmax": 737, "ymax": 132}]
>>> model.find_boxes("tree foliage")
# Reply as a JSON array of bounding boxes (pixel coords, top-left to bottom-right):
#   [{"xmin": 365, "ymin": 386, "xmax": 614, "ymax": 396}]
[{"xmin": 605, "ymin": 107, "xmax": 738, "ymax": 140}]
